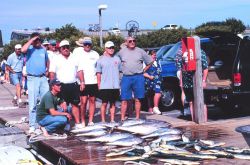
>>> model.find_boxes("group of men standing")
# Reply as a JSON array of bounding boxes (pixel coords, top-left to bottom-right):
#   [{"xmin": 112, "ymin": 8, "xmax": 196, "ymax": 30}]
[{"xmin": 6, "ymin": 32, "xmax": 153, "ymax": 136}]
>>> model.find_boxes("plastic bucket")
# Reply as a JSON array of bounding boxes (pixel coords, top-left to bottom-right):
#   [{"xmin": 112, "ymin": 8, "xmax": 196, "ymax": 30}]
[{"xmin": 235, "ymin": 125, "xmax": 250, "ymax": 147}]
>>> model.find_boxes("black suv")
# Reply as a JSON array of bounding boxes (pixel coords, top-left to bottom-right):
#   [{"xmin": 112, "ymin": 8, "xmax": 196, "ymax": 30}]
[{"xmin": 205, "ymin": 34, "xmax": 250, "ymax": 110}]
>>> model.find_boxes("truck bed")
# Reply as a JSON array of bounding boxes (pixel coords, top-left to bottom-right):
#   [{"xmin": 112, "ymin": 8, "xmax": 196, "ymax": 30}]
[{"xmin": 206, "ymin": 71, "xmax": 231, "ymax": 90}]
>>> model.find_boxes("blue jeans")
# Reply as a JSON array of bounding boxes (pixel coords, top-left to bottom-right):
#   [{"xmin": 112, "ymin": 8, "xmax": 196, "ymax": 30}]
[
  {"xmin": 38, "ymin": 115, "xmax": 67, "ymax": 133},
  {"xmin": 24, "ymin": 77, "xmax": 28, "ymax": 91},
  {"xmin": 9, "ymin": 72, "xmax": 22, "ymax": 85},
  {"xmin": 121, "ymin": 74, "xmax": 145, "ymax": 100},
  {"xmin": 27, "ymin": 75, "xmax": 49, "ymax": 128}
]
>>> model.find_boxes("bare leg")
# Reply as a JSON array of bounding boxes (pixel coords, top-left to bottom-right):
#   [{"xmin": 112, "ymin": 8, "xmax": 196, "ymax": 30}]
[
  {"xmin": 80, "ymin": 96, "xmax": 88, "ymax": 126},
  {"xmin": 204, "ymin": 104, "xmax": 208, "ymax": 122},
  {"xmin": 189, "ymin": 101, "xmax": 194, "ymax": 121},
  {"xmin": 100, "ymin": 102, "xmax": 108, "ymax": 122},
  {"xmin": 147, "ymin": 95, "xmax": 153, "ymax": 113},
  {"xmin": 127, "ymin": 99, "xmax": 134, "ymax": 117},
  {"xmin": 153, "ymin": 93, "xmax": 161, "ymax": 107},
  {"xmin": 88, "ymin": 96, "xmax": 96, "ymax": 123},
  {"xmin": 16, "ymin": 83, "xmax": 21, "ymax": 100},
  {"xmin": 134, "ymin": 99, "xmax": 141, "ymax": 119},
  {"xmin": 109, "ymin": 102, "xmax": 116, "ymax": 122},
  {"xmin": 121, "ymin": 100, "xmax": 127, "ymax": 121},
  {"xmin": 40, "ymin": 127, "xmax": 50, "ymax": 137},
  {"xmin": 71, "ymin": 104, "xmax": 80, "ymax": 124}
]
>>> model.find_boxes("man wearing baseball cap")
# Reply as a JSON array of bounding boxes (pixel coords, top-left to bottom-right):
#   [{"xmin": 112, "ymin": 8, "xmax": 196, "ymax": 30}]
[
  {"xmin": 37, "ymin": 78, "xmax": 72, "ymax": 136},
  {"xmin": 49, "ymin": 40, "xmax": 85, "ymax": 130},
  {"xmin": 96, "ymin": 41, "xmax": 121, "ymax": 123},
  {"xmin": 47, "ymin": 39, "xmax": 59, "ymax": 62},
  {"xmin": 6, "ymin": 44, "xmax": 25, "ymax": 108}
]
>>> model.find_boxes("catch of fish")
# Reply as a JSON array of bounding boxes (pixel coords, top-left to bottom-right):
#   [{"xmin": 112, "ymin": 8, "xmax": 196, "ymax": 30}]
[{"xmin": 70, "ymin": 118, "xmax": 250, "ymax": 164}]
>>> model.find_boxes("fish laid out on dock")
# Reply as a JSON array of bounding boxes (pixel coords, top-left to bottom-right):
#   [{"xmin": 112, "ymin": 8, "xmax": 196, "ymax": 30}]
[
  {"xmin": 141, "ymin": 127, "xmax": 182, "ymax": 139},
  {"xmin": 84, "ymin": 132, "xmax": 135, "ymax": 143},
  {"xmin": 71, "ymin": 125, "xmax": 106, "ymax": 133},
  {"xmin": 116, "ymin": 122, "xmax": 170, "ymax": 135},
  {"xmin": 75, "ymin": 129, "xmax": 107, "ymax": 137},
  {"xmin": 71, "ymin": 119, "xmax": 250, "ymax": 163},
  {"xmin": 159, "ymin": 159, "xmax": 200, "ymax": 165},
  {"xmin": 106, "ymin": 137, "xmax": 144, "ymax": 147}
]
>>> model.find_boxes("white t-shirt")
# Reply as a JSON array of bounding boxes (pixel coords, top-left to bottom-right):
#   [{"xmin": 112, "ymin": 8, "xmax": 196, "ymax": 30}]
[
  {"xmin": 73, "ymin": 48, "xmax": 99, "ymax": 84},
  {"xmin": 49, "ymin": 53, "xmax": 82, "ymax": 84}
]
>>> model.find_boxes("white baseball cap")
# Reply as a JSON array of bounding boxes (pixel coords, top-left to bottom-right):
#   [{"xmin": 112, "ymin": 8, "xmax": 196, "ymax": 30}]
[
  {"xmin": 15, "ymin": 44, "xmax": 22, "ymax": 49},
  {"xmin": 105, "ymin": 41, "xmax": 114, "ymax": 48},
  {"xmin": 59, "ymin": 40, "xmax": 70, "ymax": 47}
]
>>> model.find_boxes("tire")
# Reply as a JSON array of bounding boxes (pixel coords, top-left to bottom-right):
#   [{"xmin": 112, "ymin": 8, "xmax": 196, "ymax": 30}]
[
  {"xmin": 160, "ymin": 87, "xmax": 175, "ymax": 110},
  {"xmin": 160, "ymin": 77, "xmax": 183, "ymax": 111}
]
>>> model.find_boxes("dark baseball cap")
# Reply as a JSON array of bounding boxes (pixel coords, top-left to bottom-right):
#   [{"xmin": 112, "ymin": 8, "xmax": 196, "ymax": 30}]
[{"xmin": 49, "ymin": 78, "xmax": 61, "ymax": 86}]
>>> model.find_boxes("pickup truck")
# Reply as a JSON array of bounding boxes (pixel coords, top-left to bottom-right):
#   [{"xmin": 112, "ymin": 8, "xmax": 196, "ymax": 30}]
[{"xmin": 205, "ymin": 34, "xmax": 250, "ymax": 111}]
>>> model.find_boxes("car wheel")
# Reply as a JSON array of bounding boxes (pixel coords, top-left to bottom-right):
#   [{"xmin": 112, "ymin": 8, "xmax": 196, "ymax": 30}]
[
  {"xmin": 160, "ymin": 87, "xmax": 176, "ymax": 110},
  {"xmin": 161, "ymin": 89, "xmax": 175, "ymax": 107}
]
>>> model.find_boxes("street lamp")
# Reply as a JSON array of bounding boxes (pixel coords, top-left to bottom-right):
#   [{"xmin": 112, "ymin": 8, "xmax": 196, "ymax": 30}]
[{"xmin": 98, "ymin": 4, "xmax": 108, "ymax": 48}]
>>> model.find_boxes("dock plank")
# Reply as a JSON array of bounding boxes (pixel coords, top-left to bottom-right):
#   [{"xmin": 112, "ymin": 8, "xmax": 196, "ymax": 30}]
[{"xmin": 1, "ymin": 83, "xmax": 250, "ymax": 165}]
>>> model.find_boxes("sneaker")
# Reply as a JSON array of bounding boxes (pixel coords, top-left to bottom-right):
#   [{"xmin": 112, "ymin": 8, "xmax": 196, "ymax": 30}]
[
  {"xmin": 88, "ymin": 122, "xmax": 94, "ymax": 126},
  {"xmin": 153, "ymin": 107, "xmax": 162, "ymax": 115},
  {"xmin": 28, "ymin": 127, "xmax": 36, "ymax": 134},
  {"xmin": 71, "ymin": 123, "xmax": 84, "ymax": 130},
  {"xmin": 34, "ymin": 128, "xmax": 42, "ymax": 135}
]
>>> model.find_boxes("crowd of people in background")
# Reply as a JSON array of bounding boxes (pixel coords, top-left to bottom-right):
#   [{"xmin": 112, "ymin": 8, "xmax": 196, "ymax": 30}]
[{"xmin": 0, "ymin": 32, "xmax": 208, "ymax": 137}]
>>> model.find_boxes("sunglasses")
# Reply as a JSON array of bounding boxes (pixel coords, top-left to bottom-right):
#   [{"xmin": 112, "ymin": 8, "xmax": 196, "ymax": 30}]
[
  {"xmin": 61, "ymin": 45, "xmax": 70, "ymax": 50},
  {"xmin": 55, "ymin": 84, "xmax": 61, "ymax": 86},
  {"xmin": 128, "ymin": 40, "xmax": 136, "ymax": 43},
  {"xmin": 107, "ymin": 46, "xmax": 115, "ymax": 49},
  {"xmin": 83, "ymin": 43, "xmax": 92, "ymax": 47}
]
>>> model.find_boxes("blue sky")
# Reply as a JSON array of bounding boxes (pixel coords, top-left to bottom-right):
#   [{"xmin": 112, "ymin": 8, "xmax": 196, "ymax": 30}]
[{"xmin": 0, "ymin": 0, "xmax": 249, "ymax": 44}]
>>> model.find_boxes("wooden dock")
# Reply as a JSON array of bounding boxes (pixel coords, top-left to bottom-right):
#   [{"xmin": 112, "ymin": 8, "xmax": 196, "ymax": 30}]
[{"xmin": 0, "ymin": 83, "xmax": 249, "ymax": 164}]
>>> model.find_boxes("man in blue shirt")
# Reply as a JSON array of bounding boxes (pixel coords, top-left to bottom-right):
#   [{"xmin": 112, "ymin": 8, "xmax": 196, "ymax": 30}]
[
  {"xmin": 21, "ymin": 32, "xmax": 49, "ymax": 134},
  {"xmin": 6, "ymin": 44, "xmax": 25, "ymax": 107}
]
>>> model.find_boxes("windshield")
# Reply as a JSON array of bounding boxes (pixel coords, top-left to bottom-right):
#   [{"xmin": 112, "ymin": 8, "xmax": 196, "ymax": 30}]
[
  {"xmin": 156, "ymin": 44, "xmax": 173, "ymax": 59},
  {"xmin": 162, "ymin": 42, "xmax": 181, "ymax": 61}
]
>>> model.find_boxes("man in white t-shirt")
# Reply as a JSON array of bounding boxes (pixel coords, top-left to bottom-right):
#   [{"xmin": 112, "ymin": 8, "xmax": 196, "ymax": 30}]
[
  {"xmin": 47, "ymin": 39, "xmax": 59, "ymax": 62},
  {"xmin": 73, "ymin": 37, "xmax": 99, "ymax": 126},
  {"xmin": 50, "ymin": 40, "xmax": 85, "ymax": 130}
]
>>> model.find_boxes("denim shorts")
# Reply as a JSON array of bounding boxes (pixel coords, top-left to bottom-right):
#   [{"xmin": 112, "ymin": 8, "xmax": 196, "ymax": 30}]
[
  {"xmin": 10, "ymin": 72, "xmax": 22, "ymax": 85},
  {"xmin": 121, "ymin": 74, "xmax": 145, "ymax": 100}
]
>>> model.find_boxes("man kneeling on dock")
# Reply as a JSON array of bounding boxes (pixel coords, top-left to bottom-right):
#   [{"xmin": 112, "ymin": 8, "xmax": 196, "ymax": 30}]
[{"xmin": 36, "ymin": 78, "xmax": 72, "ymax": 136}]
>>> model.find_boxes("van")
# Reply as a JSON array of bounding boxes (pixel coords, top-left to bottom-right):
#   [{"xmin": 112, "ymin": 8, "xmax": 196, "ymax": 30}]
[
  {"xmin": 162, "ymin": 24, "xmax": 179, "ymax": 30},
  {"xmin": 108, "ymin": 28, "xmax": 121, "ymax": 36}
]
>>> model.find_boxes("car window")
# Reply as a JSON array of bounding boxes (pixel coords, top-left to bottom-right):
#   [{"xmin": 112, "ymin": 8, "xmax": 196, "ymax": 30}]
[
  {"xmin": 162, "ymin": 42, "xmax": 181, "ymax": 61},
  {"xmin": 156, "ymin": 44, "xmax": 173, "ymax": 60}
]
